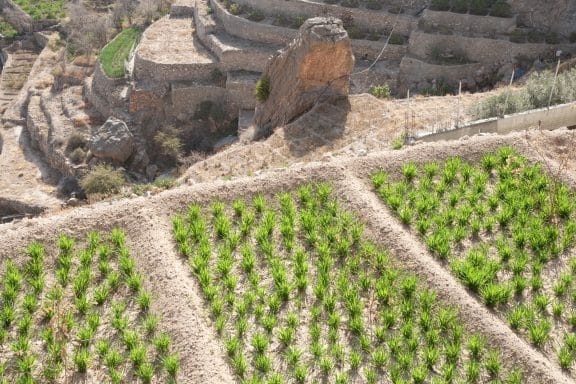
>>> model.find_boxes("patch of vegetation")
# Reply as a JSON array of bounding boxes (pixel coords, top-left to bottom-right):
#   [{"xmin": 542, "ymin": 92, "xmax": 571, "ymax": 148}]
[
  {"xmin": 490, "ymin": 0, "xmax": 512, "ymax": 17},
  {"xmin": 369, "ymin": 84, "xmax": 391, "ymax": 99},
  {"xmin": 255, "ymin": 77, "xmax": 270, "ymax": 103},
  {"xmin": 99, "ymin": 27, "xmax": 142, "ymax": 78},
  {"xmin": 13, "ymin": 0, "xmax": 64, "ymax": 19},
  {"xmin": 389, "ymin": 33, "xmax": 406, "ymax": 45},
  {"xmin": 420, "ymin": 79, "xmax": 456, "ymax": 96},
  {"xmin": 154, "ymin": 126, "xmax": 184, "ymax": 163},
  {"xmin": 365, "ymin": 0, "xmax": 382, "ymax": 10},
  {"xmin": 172, "ymin": 183, "xmax": 523, "ymax": 383},
  {"xmin": 0, "ymin": 21, "xmax": 18, "ymax": 39},
  {"xmin": 0, "ymin": 230, "xmax": 179, "ymax": 382},
  {"xmin": 473, "ymin": 67, "xmax": 576, "ymax": 119},
  {"xmin": 373, "ymin": 148, "xmax": 576, "ymax": 368},
  {"xmin": 430, "ymin": 0, "xmax": 450, "ymax": 11},
  {"xmin": 81, "ymin": 165, "xmax": 126, "ymax": 195}
]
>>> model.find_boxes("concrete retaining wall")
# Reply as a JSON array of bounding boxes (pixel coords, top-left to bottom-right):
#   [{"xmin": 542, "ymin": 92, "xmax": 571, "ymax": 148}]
[
  {"xmin": 408, "ymin": 31, "xmax": 576, "ymax": 65},
  {"xmin": 227, "ymin": 0, "xmax": 417, "ymax": 35},
  {"xmin": 416, "ymin": 102, "xmax": 576, "ymax": 142},
  {"xmin": 420, "ymin": 9, "xmax": 516, "ymax": 36}
]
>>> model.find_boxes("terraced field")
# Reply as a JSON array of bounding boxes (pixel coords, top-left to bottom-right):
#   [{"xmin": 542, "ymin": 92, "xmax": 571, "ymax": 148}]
[
  {"xmin": 172, "ymin": 184, "xmax": 522, "ymax": 383},
  {"xmin": 372, "ymin": 147, "xmax": 576, "ymax": 373},
  {"xmin": 1, "ymin": 130, "xmax": 575, "ymax": 384},
  {"xmin": 0, "ymin": 230, "xmax": 179, "ymax": 383}
]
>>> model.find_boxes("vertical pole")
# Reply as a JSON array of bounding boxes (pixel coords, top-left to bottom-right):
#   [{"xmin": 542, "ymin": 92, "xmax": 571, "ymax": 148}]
[
  {"xmin": 548, "ymin": 58, "xmax": 561, "ymax": 109},
  {"xmin": 502, "ymin": 69, "xmax": 515, "ymax": 116},
  {"xmin": 456, "ymin": 80, "xmax": 462, "ymax": 128}
]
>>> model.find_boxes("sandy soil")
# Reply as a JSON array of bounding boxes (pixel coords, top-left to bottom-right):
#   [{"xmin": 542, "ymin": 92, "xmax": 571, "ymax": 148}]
[{"xmin": 2, "ymin": 128, "xmax": 576, "ymax": 383}]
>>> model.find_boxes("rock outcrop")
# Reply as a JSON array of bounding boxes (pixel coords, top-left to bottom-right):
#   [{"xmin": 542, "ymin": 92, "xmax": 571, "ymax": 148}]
[
  {"xmin": 253, "ymin": 17, "xmax": 354, "ymax": 136},
  {"xmin": 89, "ymin": 117, "xmax": 135, "ymax": 163}
]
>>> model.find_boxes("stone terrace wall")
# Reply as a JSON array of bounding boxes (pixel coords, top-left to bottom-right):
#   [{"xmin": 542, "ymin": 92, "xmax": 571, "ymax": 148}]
[
  {"xmin": 352, "ymin": 39, "xmax": 407, "ymax": 60},
  {"xmin": 205, "ymin": 35, "xmax": 273, "ymax": 72},
  {"xmin": 169, "ymin": 83, "xmax": 228, "ymax": 116},
  {"xmin": 210, "ymin": 0, "xmax": 296, "ymax": 45},
  {"xmin": 408, "ymin": 31, "xmax": 574, "ymax": 65},
  {"xmin": 228, "ymin": 0, "xmax": 417, "ymax": 35},
  {"xmin": 133, "ymin": 51, "xmax": 218, "ymax": 82},
  {"xmin": 92, "ymin": 61, "xmax": 126, "ymax": 101},
  {"xmin": 420, "ymin": 9, "xmax": 516, "ymax": 36},
  {"xmin": 398, "ymin": 56, "xmax": 483, "ymax": 91},
  {"xmin": 210, "ymin": 0, "xmax": 407, "ymax": 60}
]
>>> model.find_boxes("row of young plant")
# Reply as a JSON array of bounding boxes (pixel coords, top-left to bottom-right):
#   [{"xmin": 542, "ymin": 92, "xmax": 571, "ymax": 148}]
[
  {"xmin": 372, "ymin": 147, "xmax": 576, "ymax": 370},
  {"xmin": 0, "ymin": 229, "xmax": 178, "ymax": 383},
  {"xmin": 173, "ymin": 183, "xmax": 523, "ymax": 383}
]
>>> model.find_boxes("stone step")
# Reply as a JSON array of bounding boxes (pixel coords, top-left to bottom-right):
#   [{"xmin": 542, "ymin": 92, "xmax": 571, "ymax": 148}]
[{"xmin": 206, "ymin": 30, "xmax": 280, "ymax": 73}]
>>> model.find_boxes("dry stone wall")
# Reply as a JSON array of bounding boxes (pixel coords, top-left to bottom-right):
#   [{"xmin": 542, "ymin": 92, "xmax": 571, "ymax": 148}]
[
  {"xmin": 420, "ymin": 9, "xmax": 516, "ymax": 36},
  {"xmin": 133, "ymin": 52, "xmax": 218, "ymax": 83},
  {"xmin": 398, "ymin": 57, "xmax": 483, "ymax": 92},
  {"xmin": 408, "ymin": 31, "xmax": 573, "ymax": 65},
  {"xmin": 209, "ymin": 0, "xmax": 297, "ymax": 45},
  {"xmin": 228, "ymin": 0, "xmax": 417, "ymax": 35}
]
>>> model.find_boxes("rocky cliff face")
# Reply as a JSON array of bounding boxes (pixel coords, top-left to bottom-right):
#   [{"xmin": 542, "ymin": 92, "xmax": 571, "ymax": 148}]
[{"xmin": 253, "ymin": 17, "xmax": 354, "ymax": 136}]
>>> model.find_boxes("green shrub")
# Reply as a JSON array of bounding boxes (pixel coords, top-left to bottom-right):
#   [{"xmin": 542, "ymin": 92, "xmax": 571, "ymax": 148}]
[
  {"xmin": 247, "ymin": 10, "xmax": 265, "ymax": 22},
  {"xmin": 80, "ymin": 165, "xmax": 125, "ymax": 195},
  {"xmin": 472, "ymin": 90, "xmax": 529, "ymax": 119},
  {"xmin": 545, "ymin": 32, "xmax": 560, "ymax": 44},
  {"xmin": 153, "ymin": 177, "xmax": 177, "ymax": 190},
  {"xmin": 365, "ymin": 0, "xmax": 382, "ymax": 10},
  {"xmin": 469, "ymin": 0, "xmax": 487, "ymax": 15},
  {"xmin": 431, "ymin": 0, "xmax": 450, "ymax": 10},
  {"xmin": 154, "ymin": 127, "xmax": 183, "ymax": 161},
  {"xmin": 509, "ymin": 29, "xmax": 526, "ymax": 43},
  {"xmin": 451, "ymin": 0, "xmax": 469, "ymax": 13},
  {"xmin": 13, "ymin": 0, "xmax": 64, "ymax": 19},
  {"xmin": 346, "ymin": 25, "xmax": 366, "ymax": 39},
  {"xmin": 421, "ymin": 79, "xmax": 455, "ymax": 96},
  {"xmin": 66, "ymin": 133, "xmax": 87, "ymax": 153},
  {"xmin": 0, "ymin": 21, "xmax": 18, "ymax": 39},
  {"xmin": 490, "ymin": 0, "xmax": 511, "ymax": 17},
  {"xmin": 369, "ymin": 84, "xmax": 391, "ymax": 99},
  {"xmin": 69, "ymin": 148, "xmax": 86, "ymax": 165},
  {"xmin": 341, "ymin": 0, "xmax": 359, "ymax": 8},
  {"xmin": 526, "ymin": 29, "xmax": 545, "ymax": 43},
  {"xmin": 229, "ymin": 3, "xmax": 241, "ymax": 15},
  {"xmin": 255, "ymin": 77, "xmax": 270, "ymax": 103},
  {"xmin": 389, "ymin": 33, "xmax": 405, "ymax": 45},
  {"xmin": 99, "ymin": 28, "xmax": 142, "ymax": 78}
]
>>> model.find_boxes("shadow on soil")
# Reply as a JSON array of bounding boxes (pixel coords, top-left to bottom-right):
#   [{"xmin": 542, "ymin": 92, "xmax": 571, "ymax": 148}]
[{"xmin": 282, "ymin": 97, "xmax": 351, "ymax": 157}]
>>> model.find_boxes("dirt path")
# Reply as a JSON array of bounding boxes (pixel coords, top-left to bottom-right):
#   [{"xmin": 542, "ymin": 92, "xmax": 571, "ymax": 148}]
[{"xmin": 0, "ymin": 40, "xmax": 60, "ymax": 214}]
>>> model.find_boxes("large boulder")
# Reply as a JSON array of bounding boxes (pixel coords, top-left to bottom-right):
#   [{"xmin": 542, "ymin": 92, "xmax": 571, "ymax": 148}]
[
  {"xmin": 89, "ymin": 117, "xmax": 135, "ymax": 163},
  {"xmin": 253, "ymin": 17, "xmax": 354, "ymax": 136}
]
